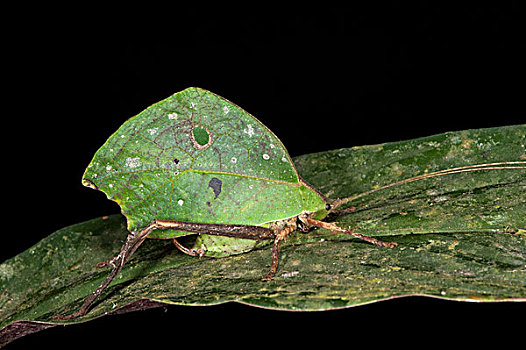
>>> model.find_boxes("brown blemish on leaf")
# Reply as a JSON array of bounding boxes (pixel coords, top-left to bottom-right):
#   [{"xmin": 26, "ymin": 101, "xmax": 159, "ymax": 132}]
[
  {"xmin": 461, "ymin": 139, "xmax": 474, "ymax": 149},
  {"xmin": 208, "ymin": 177, "xmax": 222, "ymax": 199}
]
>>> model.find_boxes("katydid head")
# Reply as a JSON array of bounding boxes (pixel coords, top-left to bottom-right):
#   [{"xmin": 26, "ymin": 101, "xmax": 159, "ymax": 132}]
[{"xmin": 308, "ymin": 203, "xmax": 331, "ymax": 221}]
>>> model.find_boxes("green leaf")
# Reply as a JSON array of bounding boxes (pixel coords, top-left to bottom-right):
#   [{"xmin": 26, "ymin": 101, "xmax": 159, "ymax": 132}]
[
  {"xmin": 1, "ymin": 125, "xmax": 525, "ymax": 345},
  {"xmin": 297, "ymin": 125, "xmax": 526, "ymax": 237}
]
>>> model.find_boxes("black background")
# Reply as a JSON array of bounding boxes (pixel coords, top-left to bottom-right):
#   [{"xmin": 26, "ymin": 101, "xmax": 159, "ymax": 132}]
[{"xmin": 3, "ymin": 3, "xmax": 525, "ymax": 349}]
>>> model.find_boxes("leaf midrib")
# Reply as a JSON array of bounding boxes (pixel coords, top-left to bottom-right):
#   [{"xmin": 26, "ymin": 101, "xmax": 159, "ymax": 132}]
[{"xmin": 87, "ymin": 167, "xmax": 302, "ymax": 188}]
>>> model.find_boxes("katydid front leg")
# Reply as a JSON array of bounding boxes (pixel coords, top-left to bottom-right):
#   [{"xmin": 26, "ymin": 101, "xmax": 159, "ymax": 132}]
[
  {"xmin": 262, "ymin": 219, "xmax": 298, "ymax": 282},
  {"xmin": 305, "ymin": 218, "xmax": 397, "ymax": 248}
]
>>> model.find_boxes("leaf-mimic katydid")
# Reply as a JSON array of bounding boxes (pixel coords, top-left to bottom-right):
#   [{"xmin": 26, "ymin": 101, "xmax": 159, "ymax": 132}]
[{"xmin": 56, "ymin": 88, "xmax": 525, "ymax": 319}]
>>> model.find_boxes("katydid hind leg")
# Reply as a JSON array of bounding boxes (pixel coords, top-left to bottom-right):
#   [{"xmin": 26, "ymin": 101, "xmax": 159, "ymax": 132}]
[
  {"xmin": 96, "ymin": 255, "xmax": 121, "ymax": 268},
  {"xmin": 55, "ymin": 219, "xmax": 276, "ymax": 319},
  {"xmin": 54, "ymin": 223, "xmax": 156, "ymax": 320}
]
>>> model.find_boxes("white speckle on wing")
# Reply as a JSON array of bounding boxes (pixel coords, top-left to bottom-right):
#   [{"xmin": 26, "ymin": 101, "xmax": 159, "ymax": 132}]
[
  {"xmin": 263, "ymin": 154, "xmax": 270, "ymax": 160},
  {"xmin": 106, "ymin": 165, "xmax": 112, "ymax": 172},
  {"xmin": 231, "ymin": 157, "xmax": 237, "ymax": 163},
  {"xmin": 147, "ymin": 128, "xmax": 158, "ymax": 135},
  {"xmin": 281, "ymin": 157, "xmax": 287, "ymax": 162},
  {"xmin": 223, "ymin": 106, "xmax": 230, "ymax": 114},
  {"xmin": 168, "ymin": 113, "xmax": 178, "ymax": 120},
  {"xmin": 178, "ymin": 199, "xmax": 184, "ymax": 206},
  {"xmin": 125, "ymin": 157, "xmax": 141, "ymax": 169},
  {"xmin": 244, "ymin": 124, "xmax": 255, "ymax": 137},
  {"xmin": 190, "ymin": 102, "xmax": 196, "ymax": 109},
  {"xmin": 108, "ymin": 184, "xmax": 113, "ymax": 188}
]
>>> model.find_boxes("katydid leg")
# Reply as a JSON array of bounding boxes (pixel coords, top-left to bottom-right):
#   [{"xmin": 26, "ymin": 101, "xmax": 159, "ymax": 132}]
[
  {"xmin": 172, "ymin": 238, "xmax": 206, "ymax": 258},
  {"xmin": 262, "ymin": 221, "xmax": 297, "ymax": 281},
  {"xmin": 305, "ymin": 218, "xmax": 397, "ymax": 248},
  {"xmin": 55, "ymin": 219, "xmax": 275, "ymax": 319},
  {"xmin": 54, "ymin": 222, "xmax": 157, "ymax": 320}
]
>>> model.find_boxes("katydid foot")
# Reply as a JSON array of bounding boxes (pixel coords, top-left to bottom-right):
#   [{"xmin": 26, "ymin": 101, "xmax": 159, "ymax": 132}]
[{"xmin": 172, "ymin": 238, "xmax": 206, "ymax": 258}]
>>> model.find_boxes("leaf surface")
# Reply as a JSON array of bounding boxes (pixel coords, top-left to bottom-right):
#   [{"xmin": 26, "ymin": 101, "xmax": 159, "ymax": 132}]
[{"xmin": 1, "ymin": 125, "xmax": 525, "ymax": 346}]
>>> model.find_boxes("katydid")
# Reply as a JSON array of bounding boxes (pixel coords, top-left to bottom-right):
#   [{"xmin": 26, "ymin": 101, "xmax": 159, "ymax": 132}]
[{"xmin": 55, "ymin": 87, "xmax": 525, "ymax": 320}]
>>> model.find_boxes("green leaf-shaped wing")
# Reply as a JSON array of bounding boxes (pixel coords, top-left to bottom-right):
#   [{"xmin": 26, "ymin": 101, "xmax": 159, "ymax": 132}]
[{"xmin": 83, "ymin": 88, "xmax": 325, "ymax": 239}]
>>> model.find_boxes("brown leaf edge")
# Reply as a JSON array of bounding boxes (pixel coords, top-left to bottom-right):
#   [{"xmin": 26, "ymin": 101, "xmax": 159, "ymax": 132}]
[
  {"xmin": 0, "ymin": 299, "xmax": 165, "ymax": 347},
  {"xmin": 3, "ymin": 293, "xmax": 525, "ymax": 347}
]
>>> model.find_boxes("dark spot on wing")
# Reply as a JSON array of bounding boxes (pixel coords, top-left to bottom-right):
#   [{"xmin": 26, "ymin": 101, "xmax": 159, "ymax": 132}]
[
  {"xmin": 208, "ymin": 177, "xmax": 222, "ymax": 199},
  {"xmin": 173, "ymin": 158, "xmax": 179, "ymax": 165},
  {"xmin": 206, "ymin": 201, "xmax": 211, "ymax": 207}
]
